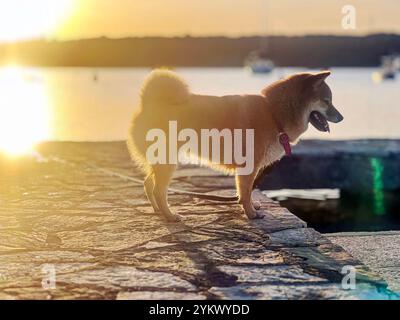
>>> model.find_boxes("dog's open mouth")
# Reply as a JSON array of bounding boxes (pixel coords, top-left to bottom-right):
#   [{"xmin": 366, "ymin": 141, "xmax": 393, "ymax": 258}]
[{"xmin": 309, "ymin": 111, "xmax": 330, "ymax": 132}]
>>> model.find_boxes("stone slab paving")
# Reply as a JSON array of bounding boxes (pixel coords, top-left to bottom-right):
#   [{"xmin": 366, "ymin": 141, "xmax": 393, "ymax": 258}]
[
  {"xmin": 328, "ymin": 231, "xmax": 400, "ymax": 292},
  {"xmin": 0, "ymin": 142, "xmax": 397, "ymax": 299}
]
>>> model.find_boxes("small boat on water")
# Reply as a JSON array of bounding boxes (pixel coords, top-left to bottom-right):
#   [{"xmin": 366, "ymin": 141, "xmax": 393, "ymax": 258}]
[
  {"xmin": 381, "ymin": 69, "xmax": 396, "ymax": 80},
  {"xmin": 244, "ymin": 1, "xmax": 275, "ymax": 74},
  {"xmin": 393, "ymin": 55, "xmax": 400, "ymax": 72},
  {"xmin": 245, "ymin": 51, "xmax": 275, "ymax": 74},
  {"xmin": 373, "ymin": 54, "xmax": 399, "ymax": 81}
]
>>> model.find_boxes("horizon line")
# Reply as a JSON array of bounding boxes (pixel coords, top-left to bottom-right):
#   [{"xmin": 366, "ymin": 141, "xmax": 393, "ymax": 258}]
[{"xmin": 1, "ymin": 32, "xmax": 400, "ymax": 45}]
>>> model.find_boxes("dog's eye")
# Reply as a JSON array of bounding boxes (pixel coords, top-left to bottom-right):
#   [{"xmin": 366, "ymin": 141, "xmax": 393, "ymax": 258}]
[{"xmin": 323, "ymin": 99, "xmax": 331, "ymax": 105}]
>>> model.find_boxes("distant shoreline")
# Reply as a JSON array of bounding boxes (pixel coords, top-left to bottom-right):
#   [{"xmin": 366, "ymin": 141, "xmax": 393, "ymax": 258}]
[{"xmin": 1, "ymin": 34, "xmax": 399, "ymax": 68}]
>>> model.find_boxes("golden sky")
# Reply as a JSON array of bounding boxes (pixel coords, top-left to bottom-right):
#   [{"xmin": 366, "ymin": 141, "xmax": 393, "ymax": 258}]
[
  {"xmin": 1, "ymin": 0, "xmax": 400, "ymax": 42},
  {"xmin": 58, "ymin": 0, "xmax": 400, "ymax": 38}
]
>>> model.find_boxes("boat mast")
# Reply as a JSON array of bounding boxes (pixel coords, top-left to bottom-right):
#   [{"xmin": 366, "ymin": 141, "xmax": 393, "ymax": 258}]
[{"xmin": 260, "ymin": 0, "xmax": 270, "ymax": 55}]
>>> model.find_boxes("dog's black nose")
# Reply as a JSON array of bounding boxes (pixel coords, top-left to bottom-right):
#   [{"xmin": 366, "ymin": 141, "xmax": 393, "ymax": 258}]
[
  {"xmin": 336, "ymin": 112, "xmax": 344, "ymax": 123},
  {"xmin": 327, "ymin": 105, "xmax": 344, "ymax": 123}
]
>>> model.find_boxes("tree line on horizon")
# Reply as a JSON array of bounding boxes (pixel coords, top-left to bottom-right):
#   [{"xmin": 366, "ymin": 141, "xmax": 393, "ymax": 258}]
[{"xmin": 0, "ymin": 34, "xmax": 399, "ymax": 67}]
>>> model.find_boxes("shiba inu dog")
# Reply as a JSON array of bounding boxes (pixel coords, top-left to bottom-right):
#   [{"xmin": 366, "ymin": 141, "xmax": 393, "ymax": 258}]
[{"xmin": 128, "ymin": 69, "xmax": 343, "ymax": 222}]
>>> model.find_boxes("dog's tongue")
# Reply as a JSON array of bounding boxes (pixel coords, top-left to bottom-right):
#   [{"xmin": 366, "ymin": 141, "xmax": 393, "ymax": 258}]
[{"xmin": 309, "ymin": 111, "xmax": 330, "ymax": 132}]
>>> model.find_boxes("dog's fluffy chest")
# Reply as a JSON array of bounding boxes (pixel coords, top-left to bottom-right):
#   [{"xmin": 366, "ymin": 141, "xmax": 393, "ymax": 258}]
[{"xmin": 262, "ymin": 140, "xmax": 285, "ymax": 167}]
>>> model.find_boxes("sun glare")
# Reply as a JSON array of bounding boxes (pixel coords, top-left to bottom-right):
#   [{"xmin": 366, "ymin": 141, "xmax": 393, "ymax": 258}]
[
  {"xmin": 0, "ymin": 66, "xmax": 50, "ymax": 156},
  {"xmin": 0, "ymin": 0, "xmax": 76, "ymax": 42}
]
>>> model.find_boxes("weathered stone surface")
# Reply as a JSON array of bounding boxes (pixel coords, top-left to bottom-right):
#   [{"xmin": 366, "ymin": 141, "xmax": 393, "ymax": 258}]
[
  {"xmin": 269, "ymin": 228, "xmax": 330, "ymax": 247},
  {"xmin": 210, "ymin": 283, "xmax": 348, "ymax": 300},
  {"xmin": 210, "ymin": 282, "xmax": 396, "ymax": 300},
  {"xmin": 217, "ymin": 265, "xmax": 328, "ymax": 284},
  {"xmin": 0, "ymin": 142, "xmax": 394, "ymax": 299},
  {"xmin": 117, "ymin": 291, "xmax": 207, "ymax": 300},
  {"xmin": 378, "ymin": 268, "xmax": 400, "ymax": 293},
  {"xmin": 57, "ymin": 266, "xmax": 196, "ymax": 291},
  {"xmin": 328, "ymin": 232, "xmax": 400, "ymax": 292}
]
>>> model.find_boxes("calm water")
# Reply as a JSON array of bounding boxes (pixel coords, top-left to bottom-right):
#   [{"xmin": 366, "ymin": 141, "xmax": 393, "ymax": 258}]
[
  {"xmin": 279, "ymin": 191, "xmax": 400, "ymax": 233},
  {"xmin": 0, "ymin": 66, "xmax": 399, "ymax": 142}
]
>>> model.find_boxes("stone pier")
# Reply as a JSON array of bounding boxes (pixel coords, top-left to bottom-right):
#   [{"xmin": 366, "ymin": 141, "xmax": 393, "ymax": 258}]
[{"xmin": 0, "ymin": 142, "xmax": 395, "ymax": 299}]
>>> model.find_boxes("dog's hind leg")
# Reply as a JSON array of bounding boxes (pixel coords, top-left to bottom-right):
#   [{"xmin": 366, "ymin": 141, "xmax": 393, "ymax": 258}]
[
  {"xmin": 236, "ymin": 171, "xmax": 265, "ymax": 219},
  {"xmin": 144, "ymin": 173, "xmax": 159, "ymax": 212},
  {"xmin": 152, "ymin": 164, "xmax": 181, "ymax": 222}
]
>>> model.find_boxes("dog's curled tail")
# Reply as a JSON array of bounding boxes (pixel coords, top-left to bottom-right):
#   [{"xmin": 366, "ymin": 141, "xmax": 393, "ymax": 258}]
[{"xmin": 140, "ymin": 69, "xmax": 189, "ymax": 108}]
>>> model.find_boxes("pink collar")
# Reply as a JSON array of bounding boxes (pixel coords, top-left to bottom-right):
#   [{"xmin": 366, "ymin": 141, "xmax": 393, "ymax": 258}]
[
  {"xmin": 278, "ymin": 131, "xmax": 291, "ymax": 156},
  {"xmin": 274, "ymin": 121, "xmax": 292, "ymax": 156}
]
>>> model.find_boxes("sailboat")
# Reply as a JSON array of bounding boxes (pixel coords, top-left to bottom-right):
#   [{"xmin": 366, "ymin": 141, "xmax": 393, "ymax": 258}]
[
  {"xmin": 378, "ymin": 54, "xmax": 398, "ymax": 80},
  {"xmin": 245, "ymin": 50, "xmax": 275, "ymax": 74},
  {"xmin": 244, "ymin": 0, "xmax": 275, "ymax": 74},
  {"xmin": 392, "ymin": 54, "xmax": 400, "ymax": 72}
]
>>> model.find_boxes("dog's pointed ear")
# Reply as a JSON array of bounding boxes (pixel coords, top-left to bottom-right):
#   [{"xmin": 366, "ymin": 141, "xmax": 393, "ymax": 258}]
[{"xmin": 310, "ymin": 71, "xmax": 331, "ymax": 90}]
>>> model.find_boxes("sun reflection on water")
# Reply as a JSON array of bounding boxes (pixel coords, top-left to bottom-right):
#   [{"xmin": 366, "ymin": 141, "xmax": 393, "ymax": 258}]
[{"xmin": 0, "ymin": 66, "xmax": 50, "ymax": 156}]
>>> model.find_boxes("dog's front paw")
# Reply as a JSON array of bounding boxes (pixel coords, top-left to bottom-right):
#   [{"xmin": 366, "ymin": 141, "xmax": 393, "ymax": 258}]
[
  {"xmin": 245, "ymin": 209, "xmax": 265, "ymax": 220},
  {"xmin": 164, "ymin": 212, "xmax": 182, "ymax": 222},
  {"xmin": 252, "ymin": 201, "xmax": 261, "ymax": 210},
  {"xmin": 253, "ymin": 211, "xmax": 265, "ymax": 219}
]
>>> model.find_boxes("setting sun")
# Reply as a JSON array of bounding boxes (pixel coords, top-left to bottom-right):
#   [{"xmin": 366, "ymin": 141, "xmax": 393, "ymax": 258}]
[
  {"xmin": 0, "ymin": 66, "xmax": 50, "ymax": 156},
  {"xmin": 0, "ymin": 0, "xmax": 75, "ymax": 42}
]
